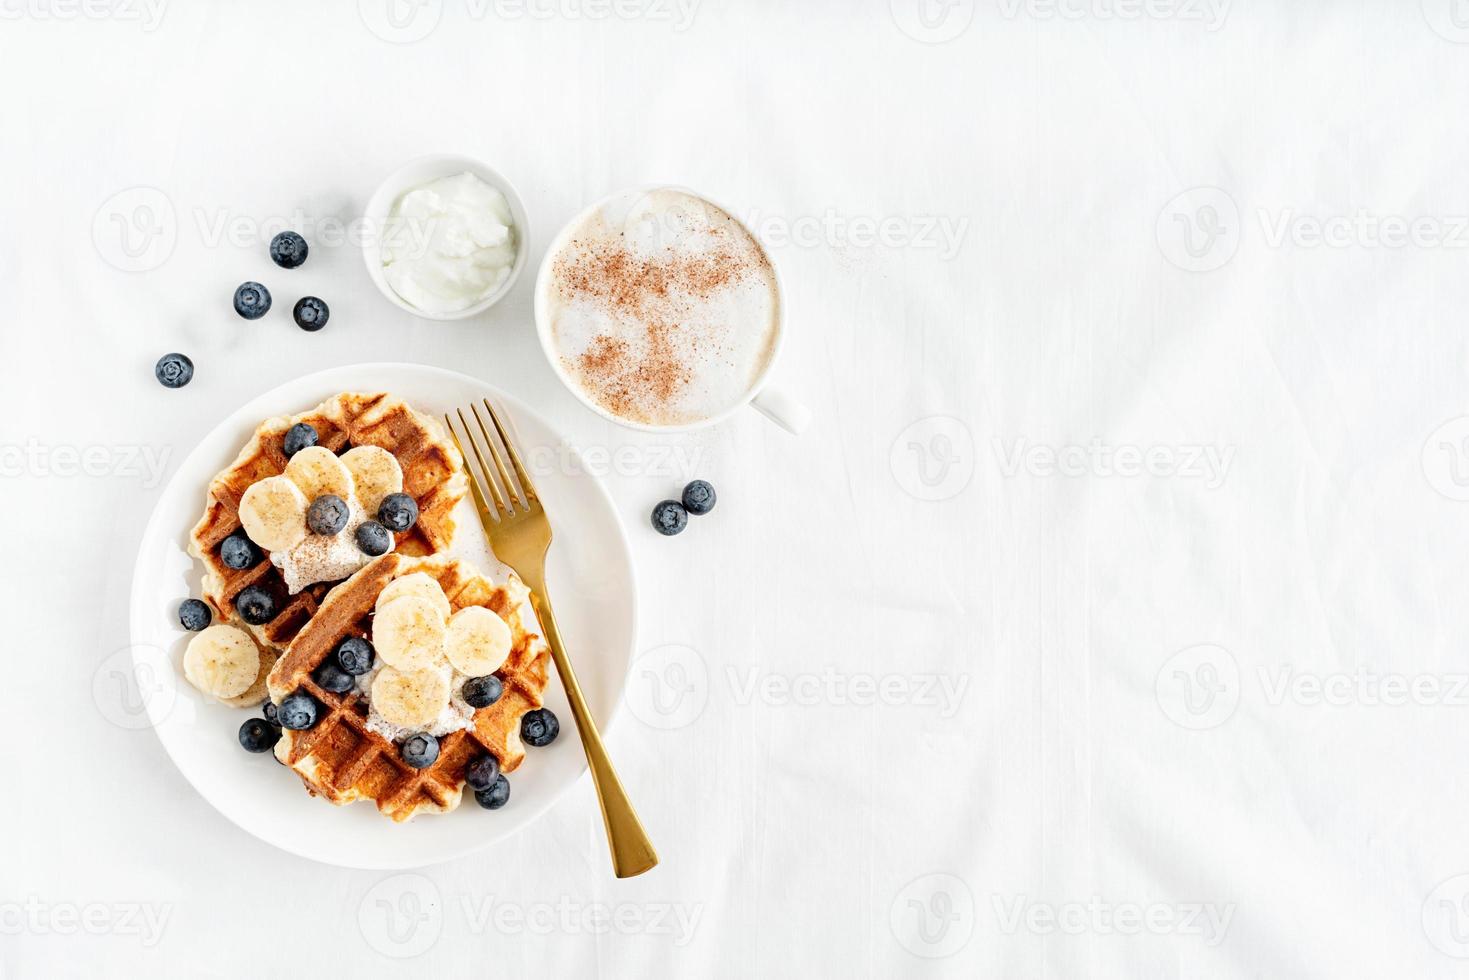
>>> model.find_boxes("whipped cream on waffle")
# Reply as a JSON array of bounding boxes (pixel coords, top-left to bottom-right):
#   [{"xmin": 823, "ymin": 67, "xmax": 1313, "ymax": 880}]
[
  {"xmin": 273, "ymin": 497, "xmax": 386, "ymax": 594},
  {"xmin": 359, "ymin": 661, "xmax": 475, "ymax": 743}
]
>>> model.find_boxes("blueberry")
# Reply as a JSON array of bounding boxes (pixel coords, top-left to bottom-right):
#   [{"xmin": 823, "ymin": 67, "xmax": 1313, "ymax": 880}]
[
  {"xmin": 307, "ymin": 494, "xmax": 349, "ymax": 535},
  {"xmin": 282, "ymin": 422, "xmax": 318, "ymax": 459},
  {"xmin": 464, "ymin": 753, "xmax": 501, "ymax": 792},
  {"xmin": 293, "ymin": 296, "xmax": 329, "ymax": 332},
  {"xmin": 178, "ymin": 598, "xmax": 211, "ymax": 631},
  {"xmin": 681, "ymin": 480, "xmax": 716, "ymax": 516},
  {"xmin": 401, "ymin": 733, "xmax": 439, "ymax": 769},
  {"xmin": 278, "ymin": 691, "xmax": 319, "ymax": 730},
  {"xmin": 650, "ymin": 500, "xmax": 687, "ymax": 536},
  {"xmin": 269, "ymin": 231, "xmax": 309, "ymax": 269},
  {"xmin": 262, "ymin": 700, "xmax": 280, "ymax": 726},
  {"xmin": 235, "ymin": 585, "xmax": 277, "ymax": 625},
  {"xmin": 462, "ymin": 675, "xmax": 503, "ymax": 709},
  {"xmin": 233, "ymin": 281, "xmax": 272, "ymax": 320},
  {"xmin": 377, "ymin": 493, "xmax": 419, "ymax": 533},
  {"xmin": 336, "ymin": 636, "xmax": 375, "ymax": 676},
  {"xmin": 474, "ymin": 774, "xmax": 510, "ymax": 810},
  {"xmin": 356, "ymin": 520, "xmax": 392, "ymax": 557},
  {"xmin": 520, "ymin": 708, "xmax": 559, "ymax": 747},
  {"xmin": 239, "ymin": 718, "xmax": 280, "ymax": 753},
  {"xmin": 154, "ymin": 353, "xmax": 194, "ymax": 389},
  {"xmin": 315, "ymin": 660, "xmax": 355, "ymax": 694},
  {"xmin": 220, "ymin": 531, "xmax": 263, "ymax": 570}
]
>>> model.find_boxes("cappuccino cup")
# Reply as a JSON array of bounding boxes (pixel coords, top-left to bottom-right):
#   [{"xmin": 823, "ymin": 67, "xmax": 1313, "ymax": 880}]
[{"xmin": 534, "ymin": 186, "xmax": 809, "ymax": 433}]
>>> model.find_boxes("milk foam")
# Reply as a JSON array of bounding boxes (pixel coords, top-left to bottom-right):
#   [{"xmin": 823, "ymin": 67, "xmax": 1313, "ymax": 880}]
[{"xmin": 542, "ymin": 189, "xmax": 779, "ymax": 426}]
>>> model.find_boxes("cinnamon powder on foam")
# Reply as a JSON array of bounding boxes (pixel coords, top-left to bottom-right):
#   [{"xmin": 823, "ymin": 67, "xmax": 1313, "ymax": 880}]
[{"xmin": 551, "ymin": 222, "xmax": 757, "ymax": 424}]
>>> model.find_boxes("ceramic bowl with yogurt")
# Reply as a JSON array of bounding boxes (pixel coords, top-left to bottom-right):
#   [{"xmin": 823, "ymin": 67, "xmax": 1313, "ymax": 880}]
[{"xmin": 362, "ymin": 155, "xmax": 529, "ymax": 321}]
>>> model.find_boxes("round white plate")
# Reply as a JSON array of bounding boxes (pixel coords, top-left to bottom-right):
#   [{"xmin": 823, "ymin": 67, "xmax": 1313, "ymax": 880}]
[{"xmin": 129, "ymin": 363, "xmax": 637, "ymax": 869}]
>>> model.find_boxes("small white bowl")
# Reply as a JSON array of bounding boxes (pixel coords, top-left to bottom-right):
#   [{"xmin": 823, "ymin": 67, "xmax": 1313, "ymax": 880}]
[{"xmin": 361, "ymin": 154, "xmax": 529, "ymax": 321}]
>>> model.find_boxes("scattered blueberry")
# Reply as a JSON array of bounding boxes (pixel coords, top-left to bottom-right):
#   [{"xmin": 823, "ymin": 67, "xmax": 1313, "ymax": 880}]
[
  {"xmin": 278, "ymin": 691, "xmax": 319, "ymax": 730},
  {"xmin": 401, "ymin": 733, "xmax": 439, "ymax": 769},
  {"xmin": 235, "ymin": 585, "xmax": 277, "ymax": 625},
  {"xmin": 315, "ymin": 660, "xmax": 355, "ymax": 694},
  {"xmin": 336, "ymin": 636, "xmax": 375, "ymax": 676},
  {"xmin": 462, "ymin": 675, "xmax": 503, "ymax": 709},
  {"xmin": 220, "ymin": 531, "xmax": 263, "ymax": 570},
  {"xmin": 474, "ymin": 774, "xmax": 510, "ymax": 810},
  {"xmin": 262, "ymin": 700, "xmax": 280, "ymax": 726},
  {"xmin": 293, "ymin": 296, "xmax": 329, "ymax": 332},
  {"xmin": 307, "ymin": 494, "xmax": 349, "ymax": 535},
  {"xmin": 377, "ymin": 493, "xmax": 419, "ymax": 532},
  {"xmin": 356, "ymin": 520, "xmax": 392, "ymax": 557},
  {"xmin": 154, "ymin": 353, "xmax": 194, "ymax": 389},
  {"xmin": 269, "ymin": 231, "xmax": 309, "ymax": 269},
  {"xmin": 178, "ymin": 598, "xmax": 211, "ymax": 631},
  {"xmin": 682, "ymin": 480, "xmax": 716, "ymax": 516},
  {"xmin": 233, "ymin": 281, "xmax": 272, "ymax": 320},
  {"xmin": 521, "ymin": 708, "xmax": 560, "ymax": 747},
  {"xmin": 239, "ymin": 718, "xmax": 280, "ymax": 753},
  {"xmin": 651, "ymin": 500, "xmax": 688, "ymax": 536},
  {"xmin": 282, "ymin": 422, "xmax": 318, "ymax": 458},
  {"xmin": 465, "ymin": 754, "xmax": 501, "ymax": 792}
]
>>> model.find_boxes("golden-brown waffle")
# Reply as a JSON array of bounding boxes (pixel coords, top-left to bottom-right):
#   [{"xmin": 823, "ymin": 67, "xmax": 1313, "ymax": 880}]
[
  {"xmin": 189, "ymin": 392, "xmax": 466, "ymax": 655},
  {"xmin": 266, "ymin": 553, "xmax": 551, "ymax": 822}
]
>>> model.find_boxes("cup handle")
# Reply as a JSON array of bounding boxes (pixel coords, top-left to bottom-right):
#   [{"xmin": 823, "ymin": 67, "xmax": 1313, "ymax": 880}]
[{"xmin": 750, "ymin": 385, "xmax": 812, "ymax": 434}]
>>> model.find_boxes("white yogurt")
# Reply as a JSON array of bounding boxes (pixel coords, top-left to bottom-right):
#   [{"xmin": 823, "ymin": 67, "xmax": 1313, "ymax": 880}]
[
  {"xmin": 271, "ymin": 497, "xmax": 388, "ymax": 594},
  {"xmin": 381, "ymin": 171, "xmax": 517, "ymax": 314}
]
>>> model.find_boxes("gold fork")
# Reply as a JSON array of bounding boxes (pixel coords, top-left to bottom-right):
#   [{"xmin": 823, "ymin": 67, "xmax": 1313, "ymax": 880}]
[{"xmin": 446, "ymin": 399, "xmax": 658, "ymax": 879}]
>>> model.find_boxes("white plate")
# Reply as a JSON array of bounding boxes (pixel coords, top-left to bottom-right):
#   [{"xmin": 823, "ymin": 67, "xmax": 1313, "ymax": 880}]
[{"xmin": 128, "ymin": 363, "xmax": 637, "ymax": 869}]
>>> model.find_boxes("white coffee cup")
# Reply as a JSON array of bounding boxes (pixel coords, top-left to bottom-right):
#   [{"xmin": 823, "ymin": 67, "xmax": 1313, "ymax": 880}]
[{"xmin": 533, "ymin": 185, "xmax": 810, "ymax": 434}]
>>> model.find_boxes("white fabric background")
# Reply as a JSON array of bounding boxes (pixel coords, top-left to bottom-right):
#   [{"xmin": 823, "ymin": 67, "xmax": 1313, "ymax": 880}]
[{"xmin": 5, "ymin": 1, "xmax": 1469, "ymax": 976}]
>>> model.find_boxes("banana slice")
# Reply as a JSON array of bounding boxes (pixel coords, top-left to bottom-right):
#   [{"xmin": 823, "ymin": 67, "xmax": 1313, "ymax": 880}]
[
  {"xmin": 444, "ymin": 606, "xmax": 512, "ymax": 676},
  {"xmin": 341, "ymin": 446, "xmax": 404, "ymax": 515},
  {"xmin": 284, "ymin": 445, "xmax": 355, "ymax": 502},
  {"xmin": 372, "ymin": 595, "xmax": 448, "ymax": 670},
  {"xmin": 221, "ymin": 648, "xmax": 278, "ymax": 708},
  {"xmin": 376, "ymin": 572, "xmax": 451, "ymax": 621},
  {"xmin": 237, "ymin": 476, "xmax": 308, "ymax": 553},
  {"xmin": 183, "ymin": 625, "xmax": 261, "ymax": 699},
  {"xmin": 371, "ymin": 666, "xmax": 450, "ymax": 729}
]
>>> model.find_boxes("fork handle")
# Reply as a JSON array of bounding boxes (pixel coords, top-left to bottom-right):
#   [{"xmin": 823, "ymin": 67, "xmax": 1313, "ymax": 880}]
[{"xmin": 526, "ymin": 585, "xmax": 659, "ymax": 878}]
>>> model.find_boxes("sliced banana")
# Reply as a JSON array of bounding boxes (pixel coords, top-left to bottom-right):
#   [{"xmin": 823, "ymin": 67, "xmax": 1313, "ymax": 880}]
[
  {"xmin": 237, "ymin": 476, "xmax": 308, "ymax": 553},
  {"xmin": 183, "ymin": 625, "xmax": 261, "ymax": 699},
  {"xmin": 221, "ymin": 648, "xmax": 278, "ymax": 708},
  {"xmin": 284, "ymin": 445, "xmax": 355, "ymax": 502},
  {"xmin": 376, "ymin": 572, "xmax": 451, "ymax": 621},
  {"xmin": 341, "ymin": 445, "xmax": 404, "ymax": 515},
  {"xmin": 444, "ymin": 606, "xmax": 512, "ymax": 676},
  {"xmin": 371, "ymin": 666, "xmax": 450, "ymax": 729},
  {"xmin": 372, "ymin": 595, "xmax": 448, "ymax": 670}
]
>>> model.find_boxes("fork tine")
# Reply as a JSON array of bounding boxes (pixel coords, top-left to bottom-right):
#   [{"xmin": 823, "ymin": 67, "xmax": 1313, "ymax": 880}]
[
  {"xmin": 470, "ymin": 402, "xmax": 526, "ymax": 510},
  {"xmin": 445, "ymin": 414, "xmax": 495, "ymax": 517},
  {"xmin": 453, "ymin": 408, "xmax": 507, "ymax": 514},
  {"xmin": 483, "ymin": 399, "xmax": 538, "ymax": 502}
]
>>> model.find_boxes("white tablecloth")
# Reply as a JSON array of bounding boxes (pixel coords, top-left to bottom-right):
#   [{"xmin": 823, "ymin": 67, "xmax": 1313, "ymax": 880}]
[{"xmin": 7, "ymin": 2, "xmax": 1469, "ymax": 976}]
